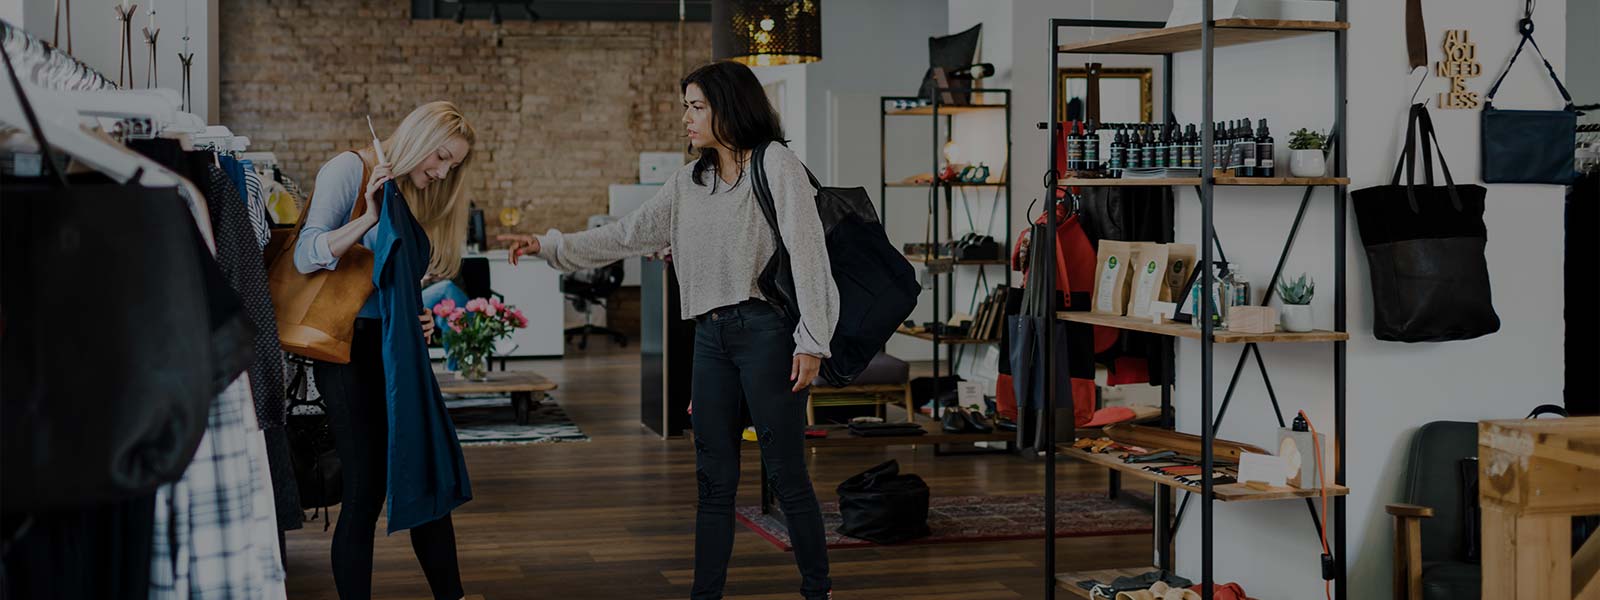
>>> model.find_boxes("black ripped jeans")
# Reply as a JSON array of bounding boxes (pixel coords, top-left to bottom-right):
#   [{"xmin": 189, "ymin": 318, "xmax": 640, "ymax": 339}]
[{"xmin": 690, "ymin": 301, "xmax": 831, "ymax": 600}]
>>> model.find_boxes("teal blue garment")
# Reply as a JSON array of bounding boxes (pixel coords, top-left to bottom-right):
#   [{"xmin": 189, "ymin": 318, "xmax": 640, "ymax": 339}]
[{"xmin": 370, "ymin": 182, "xmax": 472, "ymax": 533}]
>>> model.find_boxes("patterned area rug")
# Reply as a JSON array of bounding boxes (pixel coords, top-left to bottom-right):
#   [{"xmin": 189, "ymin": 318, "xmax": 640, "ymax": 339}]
[
  {"xmin": 443, "ymin": 394, "xmax": 590, "ymax": 446},
  {"xmin": 736, "ymin": 492, "xmax": 1152, "ymax": 551}
]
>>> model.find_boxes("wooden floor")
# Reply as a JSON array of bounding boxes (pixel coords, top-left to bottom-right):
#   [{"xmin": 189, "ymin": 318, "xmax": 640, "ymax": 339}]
[{"xmin": 284, "ymin": 346, "xmax": 1150, "ymax": 599}]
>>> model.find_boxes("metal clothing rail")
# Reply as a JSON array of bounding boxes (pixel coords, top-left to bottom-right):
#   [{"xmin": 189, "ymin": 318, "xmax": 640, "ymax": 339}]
[{"xmin": 1041, "ymin": 9, "xmax": 1349, "ymax": 600}]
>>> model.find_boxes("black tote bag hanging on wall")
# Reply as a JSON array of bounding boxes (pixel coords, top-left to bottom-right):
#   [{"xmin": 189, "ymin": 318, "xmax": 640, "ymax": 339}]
[
  {"xmin": 1354, "ymin": 104, "xmax": 1500, "ymax": 343},
  {"xmin": 1480, "ymin": 3, "xmax": 1579, "ymax": 184}
]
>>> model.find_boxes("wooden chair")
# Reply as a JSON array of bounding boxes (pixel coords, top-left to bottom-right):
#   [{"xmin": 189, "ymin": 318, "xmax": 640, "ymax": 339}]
[
  {"xmin": 1387, "ymin": 421, "xmax": 1480, "ymax": 600},
  {"xmin": 805, "ymin": 352, "xmax": 912, "ymax": 426}
]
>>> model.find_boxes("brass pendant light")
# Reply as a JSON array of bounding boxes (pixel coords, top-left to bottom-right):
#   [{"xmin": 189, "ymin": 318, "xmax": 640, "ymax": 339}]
[{"xmin": 712, "ymin": 0, "xmax": 821, "ymax": 66}]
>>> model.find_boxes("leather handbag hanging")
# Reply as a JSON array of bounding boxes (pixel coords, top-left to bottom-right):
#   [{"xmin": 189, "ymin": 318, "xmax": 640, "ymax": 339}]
[
  {"xmin": 1354, "ymin": 104, "xmax": 1500, "ymax": 342},
  {"xmin": 1480, "ymin": 2, "xmax": 1579, "ymax": 184},
  {"xmin": 262, "ymin": 152, "xmax": 376, "ymax": 363}
]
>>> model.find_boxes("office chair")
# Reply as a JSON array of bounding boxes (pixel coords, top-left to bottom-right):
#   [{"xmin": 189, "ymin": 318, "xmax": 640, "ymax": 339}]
[{"xmin": 562, "ymin": 260, "xmax": 627, "ymax": 350}]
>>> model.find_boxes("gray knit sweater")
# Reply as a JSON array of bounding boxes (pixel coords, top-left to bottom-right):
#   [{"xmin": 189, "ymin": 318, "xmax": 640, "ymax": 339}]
[{"xmin": 537, "ymin": 144, "xmax": 839, "ymax": 357}]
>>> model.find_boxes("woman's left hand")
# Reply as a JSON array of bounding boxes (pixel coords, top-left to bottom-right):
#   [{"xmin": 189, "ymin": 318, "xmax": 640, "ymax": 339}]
[
  {"xmin": 791, "ymin": 354, "xmax": 822, "ymax": 392},
  {"xmin": 420, "ymin": 313, "xmax": 436, "ymax": 343}
]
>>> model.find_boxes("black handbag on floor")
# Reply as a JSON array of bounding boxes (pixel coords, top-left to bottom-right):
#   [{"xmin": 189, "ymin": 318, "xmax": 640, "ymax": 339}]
[
  {"xmin": 1480, "ymin": 8, "xmax": 1578, "ymax": 184},
  {"xmin": 750, "ymin": 142, "xmax": 921, "ymax": 387},
  {"xmin": 1353, "ymin": 104, "xmax": 1499, "ymax": 342},
  {"xmin": 835, "ymin": 460, "xmax": 931, "ymax": 544},
  {"xmin": 286, "ymin": 361, "xmax": 342, "ymax": 512}
]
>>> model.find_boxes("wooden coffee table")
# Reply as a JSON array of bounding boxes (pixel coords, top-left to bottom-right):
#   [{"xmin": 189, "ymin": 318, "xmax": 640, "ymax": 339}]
[{"xmin": 435, "ymin": 371, "xmax": 558, "ymax": 425}]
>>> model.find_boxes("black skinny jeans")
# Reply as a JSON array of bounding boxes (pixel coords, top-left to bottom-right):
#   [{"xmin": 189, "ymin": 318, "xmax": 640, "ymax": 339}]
[
  {"xmin": 690, "ymin": 301, "xmax": 831, "ymax": 600},
  {"xmin": 313, "ymin": 319, "xmax": 463, "ymax": 600}
]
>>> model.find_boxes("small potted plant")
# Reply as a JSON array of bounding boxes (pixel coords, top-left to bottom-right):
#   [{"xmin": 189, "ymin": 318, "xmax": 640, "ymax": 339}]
[
  {"xmin": 432, "ymin": 297, "xmax": 528, "ymax": 381},
  {"xmin": 1288, "ymin": 128, "xmax": 1329, "ymax": 178},
  {"xmin": 1277, "ymin": 273, "xmax": 1315, "ymax": 333}
]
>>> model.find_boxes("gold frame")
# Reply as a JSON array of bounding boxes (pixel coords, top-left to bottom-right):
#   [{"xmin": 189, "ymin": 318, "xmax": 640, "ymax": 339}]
[{"xmin": 1057, "ymin": 67, "xmax": 1154, "ymax": 123}]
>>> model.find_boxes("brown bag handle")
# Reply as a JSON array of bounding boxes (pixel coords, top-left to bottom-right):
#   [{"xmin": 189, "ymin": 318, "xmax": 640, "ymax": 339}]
[{"xmin": 289, "ymin": 150, "xmax": 372, "ymax": 232}]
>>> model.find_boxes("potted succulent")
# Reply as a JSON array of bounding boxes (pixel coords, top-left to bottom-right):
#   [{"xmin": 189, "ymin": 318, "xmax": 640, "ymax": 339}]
[
  {"xmin": 1288, "ymin": 128, "xmax": 1329, "ymax": 178},
  {"xmin": 1277, "ymin": 273, "xmax": 1315, "ymax": 333}
]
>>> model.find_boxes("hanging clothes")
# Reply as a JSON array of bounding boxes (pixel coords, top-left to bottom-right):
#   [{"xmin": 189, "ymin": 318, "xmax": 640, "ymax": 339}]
[
  {"xmin": 193, "ymin": 153, "xmax": 287, "ymax": 430},
  {"xmin": 1074, "ymin": 186, "xmax": 1178, "ymax": 386},
  {"xmin": 149, "ymin": 156, "xmax": 286, "ymax": 599},
  {"xmin": 371, "ymin": 183, "xmax": 472, "ymax": 533},
  {"xmin": 241, "ymin": 164, "xmax": 269, "ymax": 249},
  {"xmin": 3, "ymin": 494, "xmax": 157, "ymax": 600}
]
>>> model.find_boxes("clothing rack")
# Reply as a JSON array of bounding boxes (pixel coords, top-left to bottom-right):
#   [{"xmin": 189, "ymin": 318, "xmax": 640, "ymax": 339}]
[{"xmin": 1, "ymin": 19, "xmax": 115, "ymax": 92}]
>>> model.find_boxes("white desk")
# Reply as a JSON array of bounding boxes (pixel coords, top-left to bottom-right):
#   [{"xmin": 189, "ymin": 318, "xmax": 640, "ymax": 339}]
[{"xmin": 472, "ymin": 250, "xmax": 564, "ymax": 358}]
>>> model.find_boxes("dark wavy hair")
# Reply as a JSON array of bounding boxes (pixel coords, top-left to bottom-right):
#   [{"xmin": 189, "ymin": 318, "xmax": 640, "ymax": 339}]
[{"xmin": 680, "ymin": 61, "xmax": 787, "ymax": 190}]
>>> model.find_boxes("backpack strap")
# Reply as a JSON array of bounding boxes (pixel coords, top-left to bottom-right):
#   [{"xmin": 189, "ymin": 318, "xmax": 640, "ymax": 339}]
[
  {"xmin": 749, "ymin": 141, "xmax": 786, "ymax": 251},
  {"xmin": 1484, "ymin": 4, "xmax": 1574, "ymax": 110}
]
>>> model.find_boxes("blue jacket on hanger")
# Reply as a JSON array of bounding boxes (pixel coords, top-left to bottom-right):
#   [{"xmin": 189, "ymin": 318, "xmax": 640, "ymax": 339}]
[{"xmin": 372, "ymin": 182, "xmax": 472, "ymax": 533}]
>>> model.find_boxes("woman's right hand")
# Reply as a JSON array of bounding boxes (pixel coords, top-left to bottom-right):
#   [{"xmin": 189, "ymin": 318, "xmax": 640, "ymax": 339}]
[
  {"xmin": 497, "ymin": 234, "xmax": 541, "ymax": 266},
  {"xmin": 364, "ymin": 162, "xmax": 393, "ymax": 217}
]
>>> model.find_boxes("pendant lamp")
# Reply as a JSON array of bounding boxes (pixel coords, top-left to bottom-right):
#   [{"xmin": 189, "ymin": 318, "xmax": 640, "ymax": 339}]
[{"xmin": 712, "ymin": 0, "xmax": 821, "ymax": 66}]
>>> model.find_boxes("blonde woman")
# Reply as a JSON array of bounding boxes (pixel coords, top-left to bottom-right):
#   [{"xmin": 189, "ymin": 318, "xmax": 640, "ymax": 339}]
[{"xmin": 295, "ymin": 101, "xmax": 475, "ymax": 600}]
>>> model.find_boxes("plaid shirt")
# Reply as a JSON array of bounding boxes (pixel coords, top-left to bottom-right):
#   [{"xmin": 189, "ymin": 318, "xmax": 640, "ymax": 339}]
[{"xmin": 151, "ymin": 374, "xmax": 286, "ymax": 599}]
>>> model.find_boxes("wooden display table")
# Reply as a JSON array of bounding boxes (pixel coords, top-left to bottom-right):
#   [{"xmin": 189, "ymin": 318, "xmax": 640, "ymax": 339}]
[
  {"xmin": 436, "ymin": 370, "xmax": 558, "ymax": 425},
  {"xmin": 1478, "ymin": 417, "xmax": 1600, "ymax": 599}
]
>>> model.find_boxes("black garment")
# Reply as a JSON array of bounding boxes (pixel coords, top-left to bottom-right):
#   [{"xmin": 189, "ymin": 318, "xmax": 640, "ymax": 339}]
[
  {"xmin": 1076, "ymin": 186, "xmax": 1176, "ymax": 385},
  {"xmin": 2, "ymin": 494, "xmax": 156, "ymax": 600},
  {"xmin": 689, "ymin": 301, "xmax": 831, "ymax": 600},
  {"xmin": 264, "ymin": 426, "xmax": 304, "ymax": 532},
  {"xmin": 192, "ymin": 153, "xmax": 286, "ymax": 429},
  {"xmin": 1568, "ymin": 171, "xmax": 1599, "ymax": 416},
  {"xmin": 312, "ymin": 320, "xmax": 462, "ymax": 600}
]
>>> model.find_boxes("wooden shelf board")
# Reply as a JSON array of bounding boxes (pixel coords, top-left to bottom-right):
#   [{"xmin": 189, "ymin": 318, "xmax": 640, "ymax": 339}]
[
  {"xmin": 1057, "ymin": 19, "xmax": 1349, "ymax": 55},
  {"xmin": 1057, "ymin": 312, "xmax": 1348, "ymax": 343},
  {"xmin": 1058, "ymin": 176, "xmax": 1349, "ymax": 187},
  {"xmin": 1215, "ymin": 175, "xmax": 1350, "ymax": 186},
  {"xmin": 885, "ymin": 181, "xmax": 1009, "ymax": 188},
  {"xmin": 1061, "ymin": 447, "xmax": 1350, "ymax": 502},
  {"xmin": 904, "ymin": 255, "xmax": 1007, "ymax": 266},
  {"xmin": 895, "ymin": 330, "xmax": 998, "ymax": 345},
  {"xmin": 728, "ymin": 420, "xmax": 1012, "ymax": 448},
  {"xmin": 886, "ymin": 104, "xmax": 1009, "ymax": 116}
]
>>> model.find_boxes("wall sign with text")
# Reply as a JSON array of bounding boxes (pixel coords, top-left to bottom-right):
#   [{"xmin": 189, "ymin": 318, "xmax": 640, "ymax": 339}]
[{"xmin": 1436, "ymin": 29, "xmax": 1483, "ymax": 109}]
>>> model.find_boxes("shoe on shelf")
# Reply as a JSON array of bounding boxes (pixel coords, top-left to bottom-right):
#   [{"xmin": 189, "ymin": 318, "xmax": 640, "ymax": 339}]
[
  {"xmin": 995, "ymin": 418, "xmax": 1018, "ymax": 432},
  {"xmin": 960, "ymin": 407, "xmax": 995, "ymax": 433},
  {"xmin": 941, "ymin": 409, "xmax": 967, "ymax": 433}
]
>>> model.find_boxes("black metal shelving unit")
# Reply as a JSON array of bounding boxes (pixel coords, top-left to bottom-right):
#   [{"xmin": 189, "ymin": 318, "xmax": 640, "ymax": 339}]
[
  {"xmin": 879, "ymin": 89, "xmax": 1013, "ymax": 428},
  {"xmin": 1038, "ymin": 11, "xmax": 1350, "ymax": 600}
]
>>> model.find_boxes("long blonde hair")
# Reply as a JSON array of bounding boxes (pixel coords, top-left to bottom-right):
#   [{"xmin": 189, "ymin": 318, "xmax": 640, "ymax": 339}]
[{"xmin": 367, "ymin": 101, "xmax": 476, "ymax": 279}]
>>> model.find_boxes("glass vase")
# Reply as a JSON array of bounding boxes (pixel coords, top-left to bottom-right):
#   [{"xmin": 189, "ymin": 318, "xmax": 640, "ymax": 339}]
[{"xmin": 457, "ymin": 351, "xmax": 490, "ymax": 382}]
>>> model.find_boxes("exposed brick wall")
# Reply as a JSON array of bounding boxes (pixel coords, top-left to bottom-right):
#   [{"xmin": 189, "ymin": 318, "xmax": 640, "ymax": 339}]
[{"xmin": 219, "ymin": 0, "xmax": 708, "ymax": 236}]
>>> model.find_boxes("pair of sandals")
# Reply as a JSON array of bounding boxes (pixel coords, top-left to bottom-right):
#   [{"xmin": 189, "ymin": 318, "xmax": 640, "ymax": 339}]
[
  {"xmin": 1092, "ymin": 581, "xmax": 1199, "ymax": 600},
  {"xmin": 940, "ymin": 405, "xmax": 994, "ymax": 434}
]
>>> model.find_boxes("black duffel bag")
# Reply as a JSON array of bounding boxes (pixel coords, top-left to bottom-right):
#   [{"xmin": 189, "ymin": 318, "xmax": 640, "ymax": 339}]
[
  {"xmin": 751, "ymin": 142, "xmax": 921, "ymax": 387},
  {"xmin": 1353, "ymin": 103, "xmax": 1500, "ymax": 343},
  {"xmin": 835, "ymin": 460, "xmax": 931, "ymax": 544},
  {"xmin": 286, "ymin": 362, "xmax": 342, "ymax": 512}
]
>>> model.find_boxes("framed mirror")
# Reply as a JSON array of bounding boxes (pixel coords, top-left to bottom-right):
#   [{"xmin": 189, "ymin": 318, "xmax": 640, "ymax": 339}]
[{"xmin": 1057, "ymin": 67, "xmax": 1153, "ymax": 123}]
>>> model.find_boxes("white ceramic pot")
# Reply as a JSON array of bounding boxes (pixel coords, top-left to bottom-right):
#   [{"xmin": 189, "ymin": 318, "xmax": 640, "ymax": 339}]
[
  {"xmin": 1289, "ymin": 149, "xmax": 1327, "ymax": 178},
  {"xmin": 1280, "ymin": 303, "xmax": 1314, "ymax": 333}
]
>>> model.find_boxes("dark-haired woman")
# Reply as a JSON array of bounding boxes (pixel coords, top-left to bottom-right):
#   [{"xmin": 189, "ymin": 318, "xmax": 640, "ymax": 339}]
[{"xmin": 499, "ymin": 61, "xmax": 836, "ymax": 600}]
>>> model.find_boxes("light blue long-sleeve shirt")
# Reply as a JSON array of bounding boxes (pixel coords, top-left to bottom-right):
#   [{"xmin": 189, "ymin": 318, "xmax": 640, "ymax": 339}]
[{"xmin": 294, "ymin": 151, "xmax": 381, "ymax": 318}]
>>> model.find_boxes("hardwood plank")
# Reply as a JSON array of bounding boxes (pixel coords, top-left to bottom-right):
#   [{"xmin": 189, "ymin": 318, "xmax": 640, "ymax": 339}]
[
  {"xmin": 284, "ymin": 347, "xmax": 1150, "ymax": 600},
  {"xmin": 904, "ymin": 255, "xmax": 1008, "ymax": 266},
  {"xmin": 1059, "ymin": 447, "xmax": 1351, "ymax": 502},
  {"xmin": 1059, "ymin": 176, "xmax": 1349, "ymax": 187},
  {"xmin": 1057, "ymin": 19, "xmax": 1349, "ymax": 55},
  {"xmin": 1056, "ymin": 312, "xmax": 1349, "ymax": 343},
  {"xmin": 886, "ymin": 181, "xmax": 1008, "ymax": 188},
  {"xmin": 1059, "ymin": 177, "xmax": 1201, "ymax": 187}
]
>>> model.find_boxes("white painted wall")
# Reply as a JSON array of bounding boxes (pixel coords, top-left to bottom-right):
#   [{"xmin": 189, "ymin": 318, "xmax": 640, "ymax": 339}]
[
  {"xmin": 17, "ymin": 0, "xmax": 217, "ymax": 121},
  {"xmin": 1570, "ymin": 0, "xmax": 1599, "ymax": 105},
  {"xmin": 957, "ymin": 0, "xmax": 1571, "ymax": 597}
]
